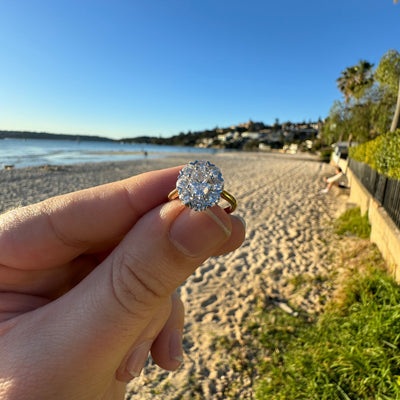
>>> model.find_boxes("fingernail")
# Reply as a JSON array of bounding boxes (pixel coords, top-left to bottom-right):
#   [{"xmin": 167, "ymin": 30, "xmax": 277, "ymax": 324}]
[
  {"xmin": 169, "ymin": 329, "xmax": 183, "ymax": 363},
  {"xmin": 170, "ymin": 207, "xmax": 231, "ymax": 257},
  {"xmin": 126, "ymin": 341, "xmax": 152, "ymax": 378}
]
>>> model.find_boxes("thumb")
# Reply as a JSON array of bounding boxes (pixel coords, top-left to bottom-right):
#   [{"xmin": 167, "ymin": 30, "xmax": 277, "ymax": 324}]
[
  {"xmin": 107, "ymin": 200, "xmax": 232, "ymax": 320},
  {"xmin": 5, "ymin": 200, "xmax": 235, "ymax": 395}
]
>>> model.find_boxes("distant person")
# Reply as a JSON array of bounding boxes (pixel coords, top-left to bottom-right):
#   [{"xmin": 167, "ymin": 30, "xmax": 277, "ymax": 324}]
[{"xmin": 321, "ymin": 166, "xmax": 344, "ymax": 193}]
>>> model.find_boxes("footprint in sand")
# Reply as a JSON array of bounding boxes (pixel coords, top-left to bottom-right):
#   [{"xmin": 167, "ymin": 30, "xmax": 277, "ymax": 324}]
[{"xmin": 200, "ymin": 294, "xmax": 218, "ymax": 308}]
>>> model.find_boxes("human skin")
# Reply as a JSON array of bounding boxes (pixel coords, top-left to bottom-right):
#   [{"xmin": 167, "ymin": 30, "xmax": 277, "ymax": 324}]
[
  {"xmin": 323, "ymin": 168, "xmax": 342, "ymax": 191},
  {"xmin": 0, "ymin": 166, "xmax": 246, "ymax": 400}
]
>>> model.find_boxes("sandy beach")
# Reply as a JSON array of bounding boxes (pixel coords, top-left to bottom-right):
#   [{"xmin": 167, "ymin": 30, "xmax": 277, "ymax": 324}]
[{"xmin": 0, "ymin": 152, "xmax": 347, "ymax": 399}]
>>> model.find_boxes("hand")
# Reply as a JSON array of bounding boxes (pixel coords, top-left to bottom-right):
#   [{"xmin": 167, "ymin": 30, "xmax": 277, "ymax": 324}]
[{"xmin": 0, "ymin": 166, "xmax": 245, "ymax": 400}]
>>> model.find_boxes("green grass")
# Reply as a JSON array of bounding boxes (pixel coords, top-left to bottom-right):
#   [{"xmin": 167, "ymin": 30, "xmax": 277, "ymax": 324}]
[
  {"xmin": 213, "ymin": 208, "xmax": 400, "ymax": 399},
  {"xmin": 254, "ymin": 260, "xmax": 400, "ymax": 399},
  {"xmin": 334, "ymin": 206, "xmax": 371, "ymax": 239}
]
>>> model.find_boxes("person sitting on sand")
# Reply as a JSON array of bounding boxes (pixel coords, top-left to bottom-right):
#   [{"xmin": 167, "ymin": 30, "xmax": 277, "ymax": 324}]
[
  {"xmin": 321, "ymin": 166, "xmax": 344, "ymax": 193},
  {"xmin": 0, "ymin": 166, "xmax": 245, "ymax": 399}
]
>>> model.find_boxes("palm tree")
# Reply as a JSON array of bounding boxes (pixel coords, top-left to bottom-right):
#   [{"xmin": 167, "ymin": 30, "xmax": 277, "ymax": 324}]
[
  {"xmin": 336, "ymin": 66, "xmax": 356, "ymax": 103},
  {"xmin": 336, "ymin": 60, "xmax": 374, "ymax": 104}
]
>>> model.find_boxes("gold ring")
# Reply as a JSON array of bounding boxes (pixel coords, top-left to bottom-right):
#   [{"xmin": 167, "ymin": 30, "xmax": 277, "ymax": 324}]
[
  {"xmin": 167, "ymin": 160, "xmax": 237, "ymax": 214},
  {"xmin": 168, "ymin": 188, "xmax": 237, "ymax": 214}
]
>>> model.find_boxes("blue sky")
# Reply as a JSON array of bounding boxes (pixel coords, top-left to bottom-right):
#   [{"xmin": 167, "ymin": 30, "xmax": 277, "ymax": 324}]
[{"xmin": 0, "ymin": 0, "xmax": 399, "ymax": 139}]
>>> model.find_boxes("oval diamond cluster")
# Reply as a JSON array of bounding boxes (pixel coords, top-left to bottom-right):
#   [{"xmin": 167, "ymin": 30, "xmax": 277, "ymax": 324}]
[{"xmin": 176, "ymin": 160, "xmax": 224, "ymax": 211}]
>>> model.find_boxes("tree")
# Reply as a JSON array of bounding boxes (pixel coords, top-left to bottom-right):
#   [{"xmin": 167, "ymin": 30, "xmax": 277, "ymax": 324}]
[
  {"xmin": 375, "ymin": 49, "xmax": 400, "ymax": 132},
  {"xmin": 369, "ymin": 85, "xmax": 398, "ymax": 134},
  {"xmin": 336, "ymin": 60, "xmax": 374, "ymax": 104},
  {"xmin": 321, "ymin": 101, "xmax": 351, "ymax": 144},
  {"xmin": 247, "ymin": 119, "xmax": 255, "ymax": 132}
]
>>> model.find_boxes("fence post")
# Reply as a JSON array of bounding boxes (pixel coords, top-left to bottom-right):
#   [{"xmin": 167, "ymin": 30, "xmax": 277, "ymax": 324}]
[{"xmin": 374, "ymin": 174, "xmax": 387, "ymax": 206}]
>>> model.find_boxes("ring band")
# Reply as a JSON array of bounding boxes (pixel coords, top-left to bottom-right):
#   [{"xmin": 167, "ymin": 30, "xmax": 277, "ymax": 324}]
[{"xmin": 168, "ymin": 188, "xmax": 237, "ymax": 214}]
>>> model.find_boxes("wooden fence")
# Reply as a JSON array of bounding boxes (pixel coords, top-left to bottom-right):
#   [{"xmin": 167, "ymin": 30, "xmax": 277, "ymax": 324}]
[{"xmin": 349, "ymin": 158, "xmax": 400, "ymax": 231}]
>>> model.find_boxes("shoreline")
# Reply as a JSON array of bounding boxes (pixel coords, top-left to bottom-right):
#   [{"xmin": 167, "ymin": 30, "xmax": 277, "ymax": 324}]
[{"xmin": 0, "ymin": 138, "xmax": 229, "ymax": 170}]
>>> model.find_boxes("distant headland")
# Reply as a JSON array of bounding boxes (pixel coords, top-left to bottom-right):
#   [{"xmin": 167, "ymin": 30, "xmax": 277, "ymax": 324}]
[
  {"xmin": 0, "ymin": 119, "xmax": 322, "ymax": 151},
  {"xmin": 0, "ymin": 130, "xmax": 114, "ymax": 142}
]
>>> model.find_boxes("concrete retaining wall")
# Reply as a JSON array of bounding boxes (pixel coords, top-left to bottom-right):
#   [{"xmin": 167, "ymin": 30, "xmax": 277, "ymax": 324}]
[{"xmin": 338, "ymin": 159, "xmax": 400, "ymax": 282}]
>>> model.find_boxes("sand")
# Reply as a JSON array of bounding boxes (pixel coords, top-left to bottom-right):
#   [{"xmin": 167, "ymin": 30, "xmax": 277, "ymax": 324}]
[{"xmin": 0, "ymin": 152, "xmax": 347, "ymax": 399}]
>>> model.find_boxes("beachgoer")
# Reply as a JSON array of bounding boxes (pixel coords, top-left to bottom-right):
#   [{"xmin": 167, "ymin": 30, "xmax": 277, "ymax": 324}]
[
  {"xmin": 321, "ymin": 166, "xmax": 344, "ymax": 193},
  {"xmin": 0, "ymin": 166, "xmax": 245, "ymax": 399}
]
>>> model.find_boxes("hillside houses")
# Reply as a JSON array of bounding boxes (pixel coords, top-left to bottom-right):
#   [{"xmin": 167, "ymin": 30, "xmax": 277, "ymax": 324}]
[{"xmin": 196, "ymin": 120, "xmax": 320, "ymax": 152}]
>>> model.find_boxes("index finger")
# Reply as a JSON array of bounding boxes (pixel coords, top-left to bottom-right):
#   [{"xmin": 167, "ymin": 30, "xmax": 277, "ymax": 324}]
[{"xmin": 0, "ymin": 166, "xmax": 181, "ymax": 269}]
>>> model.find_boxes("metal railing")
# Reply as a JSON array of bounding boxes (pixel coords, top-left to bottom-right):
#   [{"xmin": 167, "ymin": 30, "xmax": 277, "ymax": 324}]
[{"xmin": 349, "ymin": 158, "xmax": 400, "ymax": 230}]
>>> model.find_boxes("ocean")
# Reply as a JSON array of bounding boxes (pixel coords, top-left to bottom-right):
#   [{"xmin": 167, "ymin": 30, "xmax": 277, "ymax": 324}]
[{"xmin": 0, "ymin": 139, "xmax": 219, "ymax": 169}]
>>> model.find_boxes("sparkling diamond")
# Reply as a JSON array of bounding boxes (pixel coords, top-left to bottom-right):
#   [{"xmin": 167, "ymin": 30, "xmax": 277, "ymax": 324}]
[{"xmin": 176, "ymin": 160, "xmax": 224, "ymax": 211}]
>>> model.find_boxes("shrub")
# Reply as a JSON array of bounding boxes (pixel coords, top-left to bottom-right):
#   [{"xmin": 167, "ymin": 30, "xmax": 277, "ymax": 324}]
[
  {"xmin": 319, "ymin": 147, "xmax": 332, "ymax": 163},
  {"xmin": 349, "ymin": 129, "xmax": 400, "ymax": 179}
]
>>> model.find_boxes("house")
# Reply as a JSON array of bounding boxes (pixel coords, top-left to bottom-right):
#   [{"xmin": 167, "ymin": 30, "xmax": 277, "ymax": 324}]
[{"xmin": 242, "ymin": 132, "xmax": 261, "ymax": 140}]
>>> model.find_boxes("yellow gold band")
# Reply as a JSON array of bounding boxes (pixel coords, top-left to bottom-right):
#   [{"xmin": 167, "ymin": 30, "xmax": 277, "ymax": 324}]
[
  {"xmin": 168, "ymin": 188, "xmax": 237, "ymax": 214},
  {"xmin": 220, "ymin": 190, "xmax": 237, "ymax": 214},
  {"xmin": 167, "ymin": 188, "xmax": 179, "ymax": 201}
]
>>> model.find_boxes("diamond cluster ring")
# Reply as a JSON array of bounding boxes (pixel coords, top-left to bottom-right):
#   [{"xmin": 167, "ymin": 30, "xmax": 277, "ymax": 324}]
[{"xmin": 168, "ymin": 160, "xmax": 237, "ymax": 214}]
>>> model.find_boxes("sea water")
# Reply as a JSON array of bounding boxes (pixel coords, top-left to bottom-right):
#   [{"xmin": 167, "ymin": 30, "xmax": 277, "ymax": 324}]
[{"xmin": 0, "ymin": 139, "xmax": 218, "ymax": 168}]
